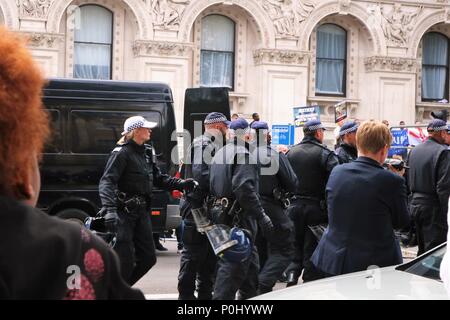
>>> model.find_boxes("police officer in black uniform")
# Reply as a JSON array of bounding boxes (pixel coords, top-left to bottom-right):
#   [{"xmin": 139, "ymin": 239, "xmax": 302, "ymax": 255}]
[
  {"xmin": 285, "ymin": 119, "xmax": 339, "ymax": 285},
  {"xmin": 335, "ymin": 121, "xmax": 358, "ymax": 164},
  {"xmin": 250, "ymin": 121, "xmax": 299, "ymax": 294},
  {"xmin": 209, "ymin": 118, "xmax": 274, "ymax": 300},
  {"xmin": 177, "ymin": 112, "xmax": 229, "ymax": 300},
  {"xmin": 408, "ymin": 119, "xmax": 450, "ymax": 256},
  {"xmin": 99, "ymin": 116, "xmax": 197, "ymax": 285}
]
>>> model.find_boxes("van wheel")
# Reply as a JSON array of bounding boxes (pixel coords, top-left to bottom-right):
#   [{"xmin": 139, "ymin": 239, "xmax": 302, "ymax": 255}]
[{"xmin": 56, "ymin": 209, "xmax": 90, "ymax": 226}]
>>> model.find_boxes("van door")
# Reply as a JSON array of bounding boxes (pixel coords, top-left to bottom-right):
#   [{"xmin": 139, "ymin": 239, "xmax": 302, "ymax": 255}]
[{"xmin": 183, "ymin": 87, "xmax": 231, "ymax": 151}]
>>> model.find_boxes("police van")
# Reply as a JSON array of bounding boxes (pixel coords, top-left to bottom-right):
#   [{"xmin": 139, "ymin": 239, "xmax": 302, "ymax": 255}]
[{"xmin": 38, "ymin": 79, "xmax": 181, "ymax": 233}]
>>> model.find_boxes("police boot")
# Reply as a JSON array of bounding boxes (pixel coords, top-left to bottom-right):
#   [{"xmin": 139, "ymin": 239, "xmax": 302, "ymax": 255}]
[{"xmin": 286, "ymin": 271, "xmax": 299, "ymax": 287}]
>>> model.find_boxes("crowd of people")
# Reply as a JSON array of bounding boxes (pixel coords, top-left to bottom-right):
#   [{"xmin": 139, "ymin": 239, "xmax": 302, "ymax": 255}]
[{"xmin": 0, "ymin": 25, "xmax": 449, "ymax": 300}]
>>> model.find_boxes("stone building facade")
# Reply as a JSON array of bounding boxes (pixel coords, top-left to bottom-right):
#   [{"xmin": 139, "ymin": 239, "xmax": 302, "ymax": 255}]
[{"xmin": 1, "ymin": 0, "xmax": 450, "ymax": 138}]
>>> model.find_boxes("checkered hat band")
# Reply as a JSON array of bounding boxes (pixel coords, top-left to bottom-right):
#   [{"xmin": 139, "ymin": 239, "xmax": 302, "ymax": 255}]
[
  {"xmin": 340, "ymin": 126, "xmax": 358, "ymax": 136},
  {"xmin": 126, "ymin": 121, "xmax": 144, "ymax": 132},
  {"xmin": 229, "ymin": 128, "xmax": 251, "ymax": 134},
  {"xmin": 204, "ymin": 116, "xmax": 228, "ymax": 124},
  {"xmin": 430, "ymin": 125, "xmax": 448, "ymax": 132},
  {"xmin": 306, "ymin": 124, "xmax": 324, "ymax": 131}
]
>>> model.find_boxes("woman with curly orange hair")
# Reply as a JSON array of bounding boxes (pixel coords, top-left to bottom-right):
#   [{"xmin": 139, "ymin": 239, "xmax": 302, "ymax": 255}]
[{"xmin": 0, "ymin": 27, "xmax": 143, "ymax": 300}]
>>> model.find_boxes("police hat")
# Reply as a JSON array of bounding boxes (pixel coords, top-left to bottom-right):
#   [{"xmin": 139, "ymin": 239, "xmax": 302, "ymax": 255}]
[
  {"xmin": 250, "ymin": 121, "xmax": 269, "ymax": 131},
  {"xmin": 427, "ymin": 119, "xmax": 448, "ymax": 132},
  {"xmin": 204, "ymin": 112, "xmax": 230, "ymax": 126},
  {"xmin": 121, "ymin": 116, "xmax": 157, "ymax": 135},
  {"xmin": 304, "ymin": 119, "xmax": 326, "ymax": 133},
  {"xmin": 229, "ymin": 118, "xmax": 250, "ymax": 131},
  {"xmin": 339, "ymin": 121, "xmax": 358, "ymax": 136}
]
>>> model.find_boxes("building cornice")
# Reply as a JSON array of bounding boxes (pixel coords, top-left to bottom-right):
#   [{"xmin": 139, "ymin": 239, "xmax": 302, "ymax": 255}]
[
  {"xmin": 132, "ymin": 40, "xmax": 194, "ymax": 57},
  {"xmin": 253, "ymin": 48, "xmax": 310, "ymax": 66},
  {"xmin": 364, "ymin": 56, "xmax": 418, "ymax": 72},
  {"xmin": 21, "ymin": 32, "xmax": 64, "ymax": 49}
]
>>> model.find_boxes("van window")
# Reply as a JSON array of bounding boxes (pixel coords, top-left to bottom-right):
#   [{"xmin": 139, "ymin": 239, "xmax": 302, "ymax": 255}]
[
  {"xmin": 45, "ymin": 109, "xmax": 63, "ymax": 153},
  {"xmin": 70, "ymin": 110, "xmax": 161, "ymax": 154}
]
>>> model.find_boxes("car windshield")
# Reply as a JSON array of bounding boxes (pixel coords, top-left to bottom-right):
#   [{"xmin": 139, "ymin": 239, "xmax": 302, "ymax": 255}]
[{"xmin": 397, "ymin": 244, "xmax": 446, "ymax": 281}]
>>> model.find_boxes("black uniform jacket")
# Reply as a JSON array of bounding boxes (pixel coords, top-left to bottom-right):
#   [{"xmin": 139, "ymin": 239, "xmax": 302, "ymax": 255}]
[
  {"xmin": 311, "ymin": 157, "xmax": 410, "ymax": 276},
  {"xmin": 99, "ymin": 139, "xmax": 182, "ymax": 209},
  {"xmin": 335, "ymin": 143, "xmax": 358, "ymax": 164},
  {"xmin": 0, "ymin": 196, "xmax": 144, "ymax": 299}
]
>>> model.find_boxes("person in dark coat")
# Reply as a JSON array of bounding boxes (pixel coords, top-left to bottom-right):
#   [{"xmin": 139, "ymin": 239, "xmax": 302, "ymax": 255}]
[
  {"xmin": 0, "ymin": 27, "xmax": 143, "ymax": 300},
  {"xmin": 284, "ymin": 120, "xmax": 339, "ymax": 285},
  {"xmin": 407, "ymin": 119, "xmax": 450, "ymax": 256},
  {"xmin": 335, "ymin": 121, "xmax": 358, "ymax": 163},
  {"xmin": 250, "ymin": 121, "xmax": 299, "ymax": 294},
  {"xmin": 177, "ymin": 112, "xmax": 229, "ymax": 300},
  {"xmin": 99, "ymin": 116, "xmax": 197, "ymax": 286},
  {"xmin": 311, "ymin": 121, "xmax": 410, "ymax": 277}
]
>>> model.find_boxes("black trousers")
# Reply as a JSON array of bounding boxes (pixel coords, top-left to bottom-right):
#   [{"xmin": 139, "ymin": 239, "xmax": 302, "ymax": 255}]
[
  {"xmin": 114, "ymin": 203, "xmax": 156, "ymax": 286},
  {"xmin": 257, "ymin": 198, "xmax": 294, "ymax": 294},
  {"xmin": 177, "ymin": 217, "xmax": 217, "ymax": 300},
  {"xmin": 411, "ymin": 202, "xmax": 447, "ymax": 256},
  {"xmin": 213, "ymin": 217, "xmax": 259, "ymax": 300},
  {"xmin": 285, "ymin": 199, "xmax": 327, "ymax": 283}
]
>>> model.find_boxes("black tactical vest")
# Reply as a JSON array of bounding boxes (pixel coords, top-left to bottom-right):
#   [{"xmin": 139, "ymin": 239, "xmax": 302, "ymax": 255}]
[
  {"xmin": 287, "ymin": 140, "xmax": 328, "ymax": 200},
  {"xmin": 252, "ymin": 145, "xmax": 280, "ymax": 197}
]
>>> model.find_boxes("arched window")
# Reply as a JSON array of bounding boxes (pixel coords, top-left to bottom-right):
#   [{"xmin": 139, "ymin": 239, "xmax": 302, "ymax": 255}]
[
  {"xmin": 422, "ymin": 32, "xmax": 449, "ymax": 101},
  {"xmin": 315, "ymin": 24, "xmax": 347, "ymax": 96},
  {"xmin": 74, "ymin": 5, "xmax": 113, "ymax": 80},
  {"xmin": 200, "ymin": 15, "xmax": 235, "ymax": 89}
]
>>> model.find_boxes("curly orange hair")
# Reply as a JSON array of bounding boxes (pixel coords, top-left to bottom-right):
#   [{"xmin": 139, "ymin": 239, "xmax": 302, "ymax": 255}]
[{"xmin": 0, "ymin": 27, "xmax": 49, "ymax": 199}]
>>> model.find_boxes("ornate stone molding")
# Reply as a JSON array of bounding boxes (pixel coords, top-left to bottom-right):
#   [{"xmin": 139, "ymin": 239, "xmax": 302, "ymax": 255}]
[
  {"xmin": 253, "ymin": 48, "xmax": 310, "ymax": 66},
  {"xmin": 147, "ymin": 0, "xmax": 190, "ymax": 30},
  {"xmin": 22, "ymin": 32, "xmax": 63, "ymax": 49},
  {"xmin": 18, "ymin": 0, "xmax": 53, "ymax": 19},
  {"xmin": 132, "ymin": 40, "xmax": 193, "ymax": 57},
  {"xmin": 261, "ymin": 0, "xmax": 315, "ymax": 38},
  {"xmin": 364, "ymin": 56, "xmax": 418, "ymax": 73}
]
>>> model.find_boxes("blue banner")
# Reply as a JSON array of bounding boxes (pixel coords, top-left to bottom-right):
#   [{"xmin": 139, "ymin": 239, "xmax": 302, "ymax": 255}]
[
  {"xmin": 271, "ymin": 125, "xmax": 295, "ymax": 146},
  {"xmin": 388, "ymin": 128, "xmax": 409, "ymax": 159},
  {"xmin": 293, "ymin": 106, "xmax": 320, "ymax": 127}
]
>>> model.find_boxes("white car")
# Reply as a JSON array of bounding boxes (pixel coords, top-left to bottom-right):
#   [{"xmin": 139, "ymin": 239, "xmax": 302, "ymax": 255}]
[{"xmin": 253, "ymin": 243, "xmax": 449, "ymax": 300}]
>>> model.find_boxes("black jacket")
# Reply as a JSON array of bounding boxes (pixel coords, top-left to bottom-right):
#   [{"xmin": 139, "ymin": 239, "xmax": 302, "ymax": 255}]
[
  {"xmin": 209, "ymin": 138, "xmax": 265, "ymax": 221},
  {"xmin": 408, "ymin": 137, "xmax": 450, "ymax": 216},
  {"xmin": 335, "ymin": 143, "xmax": 358, "ymax": 164},
  {"xmin": 287, "ymin": 136, "xmax": 339, "ymax": 200},
  {"xmin": 251, "ymin": 143, "xmax": 299, "ymax": 198},
  {"xmin": 99, "ymin": 140, "xmax": 183, "ymax": 210},
  {"xmin": 311, "ymin": 157, "xmax": 410, "ymax": 276},
  {"xmin": 0, "ymin": 196, "xmax": 143, "ymax": 299}
]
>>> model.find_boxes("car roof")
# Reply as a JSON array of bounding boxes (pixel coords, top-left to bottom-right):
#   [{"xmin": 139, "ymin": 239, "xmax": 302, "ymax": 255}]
[
  {"xmin": 43, "ymin": 78, "xmax": 174, "ymax": 102},
  {"xmin": 253, "ymin": 267, "xmax": 448, "ymax": 300}
]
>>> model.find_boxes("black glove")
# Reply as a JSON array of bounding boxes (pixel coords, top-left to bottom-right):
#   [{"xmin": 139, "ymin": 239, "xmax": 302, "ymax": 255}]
[
  {"xmin": 179, "ymin": 178, "xmax": 198, "ymax": 193},
  {"xmin": 258, "ymin": 212, "xmax": 274, "ymax": 237},
  {"xmin": 104, "ymin": 208, "xmax": 119, "ymax": 233}
]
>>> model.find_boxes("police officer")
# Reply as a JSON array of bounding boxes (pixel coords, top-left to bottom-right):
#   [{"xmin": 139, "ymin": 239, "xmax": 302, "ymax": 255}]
[
  {"xmin": 285, "ymin": 119, "xmax": 339, "ymax": 285},
  {"xmin": 209, "ymin": 118, "xmax": 274, "ymax": 300},
  {"xmin": 408, "ymin": 119, "xmax": 450, "ymax": 256},
  {"xmin": 177, "ymin": 112, "xmax": 229, "ymax": 300},
  {"xmin": 250, "ymin": 121, "xmax": 299, "ymax": 294},
  {"xmin": 99, "ymin": 116, "xmax": 197, "ymax": 285},
  {"xmin": 335, "ymin": 121, "xmax": 358, "ymax": 163}
]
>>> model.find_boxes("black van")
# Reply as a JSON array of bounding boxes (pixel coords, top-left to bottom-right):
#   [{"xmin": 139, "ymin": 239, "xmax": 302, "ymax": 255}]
[{"xmin": 38, "ymin": 78, "xmax": 181, "ymax": 233}]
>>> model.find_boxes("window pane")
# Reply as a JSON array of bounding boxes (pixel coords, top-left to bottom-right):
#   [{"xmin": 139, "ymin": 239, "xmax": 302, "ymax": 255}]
[
  {"xmin": 74, "ymin": 43, "xmax": 111, "ymax": 80},
  {"xmin": 423, "ymin": 33, "xmax": 448, "ymax": 66},
  {"xmin": 422, "ymin": 66, "xmax": 447, "ymax": 100},
  {"xmin": 200, "ymin": 51, "xmax": 233, "ymax": 88},
  {"xmin": 75, "ymin": 5, "xmax": 112, "ymax": 44},
  {"xmin": 316, "ymin": 59, "xmax": 345, "ymax": 94},
  {"xmin": 201, "ymin": 15, "xmax": 235, "ymax": 52},
  {"xmin": 317, "ymin": 24, "xmax": 346, "ymax": 59},
  {"xmin": 70, "ymin": 110, "xmax": 161, "ymax": 154}
]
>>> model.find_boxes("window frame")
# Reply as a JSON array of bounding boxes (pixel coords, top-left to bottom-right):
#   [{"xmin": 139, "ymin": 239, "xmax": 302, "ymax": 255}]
[
  {"xmin": 200, "ymin": 14, "xmax": 236, "ymax": 91},
  {"xmin": 73, "ymin": 4, "xmax": 114, "ymax": 80},
  {"xmin": 421, "ymin": 32, "xmax": 450, "ymax": 102},
  {"xmin": 315, "ymin": 23, "xmax": 347, "ymax": 97}
]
